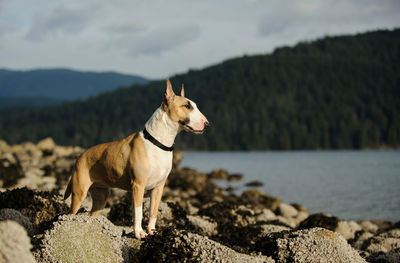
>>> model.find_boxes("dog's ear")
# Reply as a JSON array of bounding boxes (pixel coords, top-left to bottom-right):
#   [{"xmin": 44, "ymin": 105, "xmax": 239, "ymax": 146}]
[
  {"xmin": 180, "ymin": 84, "xmax": 185, "ymax": 97},
  {"xmin": 163, "ymin": 79, "xmax": 175, "ymax": 110}
]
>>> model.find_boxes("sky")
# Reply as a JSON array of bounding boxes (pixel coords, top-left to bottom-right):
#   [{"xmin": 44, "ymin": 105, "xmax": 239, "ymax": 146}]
[{"xmin": 0, "ymin": 0, "xmax": 399, "ymax": 79}]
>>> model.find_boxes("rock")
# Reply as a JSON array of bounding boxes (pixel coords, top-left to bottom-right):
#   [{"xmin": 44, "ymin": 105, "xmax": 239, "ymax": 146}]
[
  {"xmin": 0, "ymin": 208, "xmax": 34, "ymax": 235},
  {"xmin": 291, "ymin": 203, "xmax": 309, "ymax": 213},
  {"xmin": 350, "ymin": 230, "xmax": 374, "ymax": 250},
  {"xmin": 172, "ymin": 150, "xmax": 183, "ymax": 169},
  {"xmin": 0, "ymin": 140, "xmax": 10, "ymax": 152},
  {"xmin": 371, "ymin": 219, "xmax": 393, "ymax": 232},
  {"xmin": 255, "ymin": 209, "xmax": 278, "ymax": 222},
  {"xmin": 359, "ymin": 220, "xmax": 379, "ymax": 234},
  {"xmin": 33, "ymin": 214, "xmax": 137, "ymax": 263},
  {"xmin": 0, "ymin": 220, "xmax": 36, "ymax": 263},
  {"xmin": 361, "ymin": 229, "xmax": 400, "ymax": 254},
  {"xmin": 275, "ymin": 203, "xmax": 298, "ymax": 218},
  {"xmin": 336, "ymin": 220, "xmax": 362, "ymax": 240},
  {"xmin": 297, "ymin": 213, "xmax": 362, "ymax": 240},
  {"xmin": 366, "ymin": 247, "xmax": 400, "ymax": 263},
  {"xmin": 108, "ymin": 195, "xmax": 196, "ymax": 233},
  {"xmin": 208, "ymin": 169, "xmax": 228, "ymax": 180},
  {"xmin": 297, "ymin": 213, "xmax": 341, "ymax": 231},
  {"xmin": 260, "ymin": 224, "xmax": 291, "ymax": 235},
  {"xmin": 0, "ymin": 187, "xmax": 69, "ymax": 227},
  {"xmin": 227, "ymin": 173, "xmax": 243, "ymax": 182},
  {"xmin": 245, "ymin": 180, "xmax": 264, "ymax": 187},
  {"xmin": 137, "ymin": 227, "xmax": 273, "ymax": 262},
  {"xmin": 37, "ymin": 137, "xmax": 56, "ymax": 155},
  {"xmin": 0, "ymin": 155, "xmax": 24, "ymax": 188},
  {"xmin": 240, "ymin": 189, "xmax": 280, "ymax": 211},
  {"xmin": 187, "ymin": 215, "xmax": 218, "ymax": 236},
  {"xmin": 254, "ymin": 227, "xmax": 366, "ymax": 263}
]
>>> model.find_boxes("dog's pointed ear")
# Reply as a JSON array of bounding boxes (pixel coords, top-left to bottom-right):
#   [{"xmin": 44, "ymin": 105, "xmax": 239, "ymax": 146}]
[
  {"xmin": 163, "ymin": 79, "xmax": 175, "ymax": 110},
  {"xmin": 180, "ymin": 84, "xmax": 185, "ymax": 97}
]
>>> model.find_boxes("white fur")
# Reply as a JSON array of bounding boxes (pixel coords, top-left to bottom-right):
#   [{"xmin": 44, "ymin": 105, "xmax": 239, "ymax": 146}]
[
  {"xmin": 187, "ymin": 99, "xmax": 207, "ymax": 131},
  {"xmin": 134, "ymin": 205, "xmax": 145, "ymax": 235},
  {"xmin": 141, "ymin": 107, "xmax": 178, "ymax": 190}
]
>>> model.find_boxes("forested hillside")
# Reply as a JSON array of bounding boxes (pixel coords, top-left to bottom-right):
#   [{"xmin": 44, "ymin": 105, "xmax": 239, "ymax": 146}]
[{"xmin": 0, "ymin": 29, "xmax": 399, "ymax": 150}]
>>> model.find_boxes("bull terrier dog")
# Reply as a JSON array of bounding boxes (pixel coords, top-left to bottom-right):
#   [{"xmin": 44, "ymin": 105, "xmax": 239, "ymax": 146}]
[{"xmin": 64, "ymin": 79, "xmax": 209, "ymax": 239}]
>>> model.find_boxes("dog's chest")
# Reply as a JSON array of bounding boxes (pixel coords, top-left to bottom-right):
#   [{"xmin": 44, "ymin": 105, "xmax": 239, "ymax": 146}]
[{"xmin": 142, "ymin": 136, "xmax": 173, "ymax": 190}]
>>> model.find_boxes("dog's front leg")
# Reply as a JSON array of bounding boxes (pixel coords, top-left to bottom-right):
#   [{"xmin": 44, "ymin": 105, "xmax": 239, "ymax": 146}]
[
  {"xmin": 132, "ymin": 178, "xmax": 148, "ymax": 239},
  {"xmin": 147, "ymin": 179, "xmax": 167, "ymax": 235}
]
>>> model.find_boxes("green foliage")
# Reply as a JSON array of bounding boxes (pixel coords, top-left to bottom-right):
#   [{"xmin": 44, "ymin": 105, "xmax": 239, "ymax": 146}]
[{"xmin": 0, "ymin": 29, "xmax": 399, "ymax": 150}]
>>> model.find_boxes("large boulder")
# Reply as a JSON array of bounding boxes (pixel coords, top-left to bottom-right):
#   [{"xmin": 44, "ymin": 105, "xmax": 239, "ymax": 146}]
[
  {"xmin": 0, "ymin": 187, "xmax": 69, "ymax": 227},
  {"xmin": 254, "ymin": 227, "xmax": 366, "ymax": 263},
  {"xmin": 0, "ymin": 208, "xmax": 34, "ymax": 235},
  {"xmin": 0, "ymin": 220, "xmax": 36, "ymax": 263},
  {"xmin": 34, "ymin": 214, "xmax": 140, "ymax": 263},
  {"xmin": 137, "ymin": 227, "xmax": 274, "ymax": 262}
]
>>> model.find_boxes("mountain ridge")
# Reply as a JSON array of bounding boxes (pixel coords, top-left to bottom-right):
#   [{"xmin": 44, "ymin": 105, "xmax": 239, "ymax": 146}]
[
  {"xmin": 0, "ymin": 28, "xmax": 399, "ymax": 150},
  {"xmin": 0, "ymin": 68, "xmax": 148, "ymax": 107}
]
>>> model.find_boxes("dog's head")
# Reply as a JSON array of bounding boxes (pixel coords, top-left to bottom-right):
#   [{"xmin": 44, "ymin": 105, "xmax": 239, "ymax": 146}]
[{"xmin": 162, "ymin": 79, "xmax": 209, "ymax": 134}]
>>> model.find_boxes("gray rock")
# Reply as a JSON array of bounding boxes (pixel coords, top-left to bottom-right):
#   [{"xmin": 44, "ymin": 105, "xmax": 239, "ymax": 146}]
[
  {"xmin": 260, "ymin": 224, "xmax": 291, "ymax": 235},
  {"xmin": 351, "ymin": 230, "xmax": 374, "ymax": 250},
  {"xmin": 0, "ymin": 208, "xmax": 34, "ymax": 235},
  {"xmin": 37, "ymin": 137, "xmax": 56, "ymax": 153},
  {"xmin": 255, "ymin": 208, "xmax": 278, "ymax": 222},
  {"xmin": 336, "ymin": 220, "xmax": 362, "ymax": 240},
  {"xmin": 143, "ymin": 198, "xmax": 174, "ymax": 227},
  {"xmin": 208, "ymin": 169, "xmax": 228, "ymax": 180},
  {"xmin": 187, "ymin": 215, "xmax": 218, "ymax": 236},
  {"xmin": 34, "ymin": 214, "xmax": 137, "ymax": 263},
  {"xmin": 366, "ymin": 247, "xmax": 400, "ymax": 263},
  {"xmin": 359, "ymin": 220, "xmax": 379, "ymax": 234},
  {"xmin": 255, "ymin": 227, "xmax": 366, "ymax": 263},
  {"xmin": 275, "ymin": 203, "xmax": 299, "ymax": 218},
  {"xmin": 0, "ymin": 220, "xmax": 36, "ymax": 263},
  {"xmin": 138, "ymin": 228, "xmax": 274, "ymax": 262},
  {"xmin": 362, "ymin": 229, "xmax": 400, "ymax": 254}
]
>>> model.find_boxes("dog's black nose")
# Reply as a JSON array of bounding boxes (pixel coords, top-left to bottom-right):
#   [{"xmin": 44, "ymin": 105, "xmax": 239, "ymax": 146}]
[{"xmin": 205, "ymin": 121, "xmax": 210, "ymax": 128}]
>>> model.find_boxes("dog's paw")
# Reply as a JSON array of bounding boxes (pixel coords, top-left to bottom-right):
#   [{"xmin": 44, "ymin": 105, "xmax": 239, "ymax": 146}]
[
  {"xmin": 147, "ymin": 228, "xmax": 158, "ymax": 235},
  {"xmin": 134, "ymin": 228, "xmax": 148, "ymax": 239}
]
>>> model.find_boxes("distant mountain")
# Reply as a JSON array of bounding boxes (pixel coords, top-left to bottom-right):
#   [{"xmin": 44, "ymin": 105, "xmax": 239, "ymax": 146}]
[
  {"xmin": 0, "ymin": 68, "xmax": 148, "ymax": 108},
  {"xmin": 0, "ymin": 29, "xmax": 399, "ymax": 150},
  {"xmin": 0, "ymin": 96, "xmax": 64, "ymax": 108}
]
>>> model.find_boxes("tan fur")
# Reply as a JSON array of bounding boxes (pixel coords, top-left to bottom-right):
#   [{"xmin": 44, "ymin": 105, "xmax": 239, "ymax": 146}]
[
  {"xmin": 64, "ymin": 79, "xmax": 208, "ymax": 239},
  {"xmin": 65, "ymin": 132, "xmax": 146, "ymax": 216}
]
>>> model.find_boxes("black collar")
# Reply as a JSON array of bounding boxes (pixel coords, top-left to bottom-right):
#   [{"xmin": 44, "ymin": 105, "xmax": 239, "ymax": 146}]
[{"xmin": 143, "ymin": 128, "xmax": 174, "ymax": 152}]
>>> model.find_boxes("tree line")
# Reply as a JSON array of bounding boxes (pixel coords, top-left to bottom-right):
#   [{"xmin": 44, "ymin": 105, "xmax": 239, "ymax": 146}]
[{"xmin": 0, "ymin": 29, "xmax": 399, "ymax": 150}]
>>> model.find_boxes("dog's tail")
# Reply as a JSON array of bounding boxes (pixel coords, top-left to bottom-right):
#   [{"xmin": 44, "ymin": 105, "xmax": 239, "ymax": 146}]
[{"xmin": 64, "ymin": 179, "xmax": 72, "ymax": 200}]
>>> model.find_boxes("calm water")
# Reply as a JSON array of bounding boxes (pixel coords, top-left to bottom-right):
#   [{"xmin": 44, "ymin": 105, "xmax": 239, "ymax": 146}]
[{"xmin": 181, "ymin": 151, "xmax": 400, "ymax": 222}]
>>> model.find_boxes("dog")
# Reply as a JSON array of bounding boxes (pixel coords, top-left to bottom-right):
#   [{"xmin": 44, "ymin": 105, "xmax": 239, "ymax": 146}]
[{"xmin": 63, "ymin": 79, "xmax": 209, "ymax": 239}]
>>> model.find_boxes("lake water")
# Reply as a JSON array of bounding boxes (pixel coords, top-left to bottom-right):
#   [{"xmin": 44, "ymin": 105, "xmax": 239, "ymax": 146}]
[{"xmin": 180, "ymin": 151, "xmax": 400, "ymax": 222}]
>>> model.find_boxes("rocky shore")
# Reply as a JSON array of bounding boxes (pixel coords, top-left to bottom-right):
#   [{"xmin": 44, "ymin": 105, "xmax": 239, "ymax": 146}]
[{"xmin": 0, "ymin": 138, "xmax": 399, "ymax": 262}]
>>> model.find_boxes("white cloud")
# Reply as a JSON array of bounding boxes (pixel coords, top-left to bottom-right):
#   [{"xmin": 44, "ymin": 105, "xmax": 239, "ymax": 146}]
[
  {"xmin": 0, "ymin": 0, "xmax": 399, "ymax": 78},
  {"xmin": 26, "ymin": 3, "xmax": 99, "ymax": 41}
]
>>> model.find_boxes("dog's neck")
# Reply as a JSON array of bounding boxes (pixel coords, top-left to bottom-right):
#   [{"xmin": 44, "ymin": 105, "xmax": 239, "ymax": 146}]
[{"xmin": 144, "ymin": 107, "xmax": 181, "ymax": 148}]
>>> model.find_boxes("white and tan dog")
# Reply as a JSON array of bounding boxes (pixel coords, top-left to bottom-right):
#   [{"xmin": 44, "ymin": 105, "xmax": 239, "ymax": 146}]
[{"xmin": 64, "ymin": 80, "xmax": 209, "ymax": 239}]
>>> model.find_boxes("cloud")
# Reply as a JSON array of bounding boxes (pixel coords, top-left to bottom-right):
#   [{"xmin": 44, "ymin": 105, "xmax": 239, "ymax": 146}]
[
  {"xmin": 26, "ymin": 4, "xmax": 97, "ymax": 41},
  {"xmin": 114, "ymin": 24, "xmax": 201, "ymax": 57},
  {"xmin": 258, "ymin": 0, "xmax": 400, "ymax": 37}
]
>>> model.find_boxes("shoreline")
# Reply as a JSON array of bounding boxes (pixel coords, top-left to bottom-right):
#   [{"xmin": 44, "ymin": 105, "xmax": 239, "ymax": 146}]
[{"xmin": 1, "ymin": 138, "xmax": 399, "ymax": 262}]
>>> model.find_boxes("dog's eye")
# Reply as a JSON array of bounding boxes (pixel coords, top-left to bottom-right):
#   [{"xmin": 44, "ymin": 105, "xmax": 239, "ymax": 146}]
[{"xmin": 184, "ymin": 103, "xmax": 191, "ymax": 109}]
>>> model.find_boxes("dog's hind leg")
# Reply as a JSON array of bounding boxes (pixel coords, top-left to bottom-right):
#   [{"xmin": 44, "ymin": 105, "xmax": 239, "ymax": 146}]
[{"xmin": 89, "ymin": 186, "xmax": 110, "ymax": 218}]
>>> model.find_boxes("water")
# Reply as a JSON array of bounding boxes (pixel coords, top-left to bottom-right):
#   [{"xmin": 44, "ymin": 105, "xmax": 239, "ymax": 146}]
[{"xmin": 180, "ymin": 151, "xmax": 400, "ymax": 222}]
